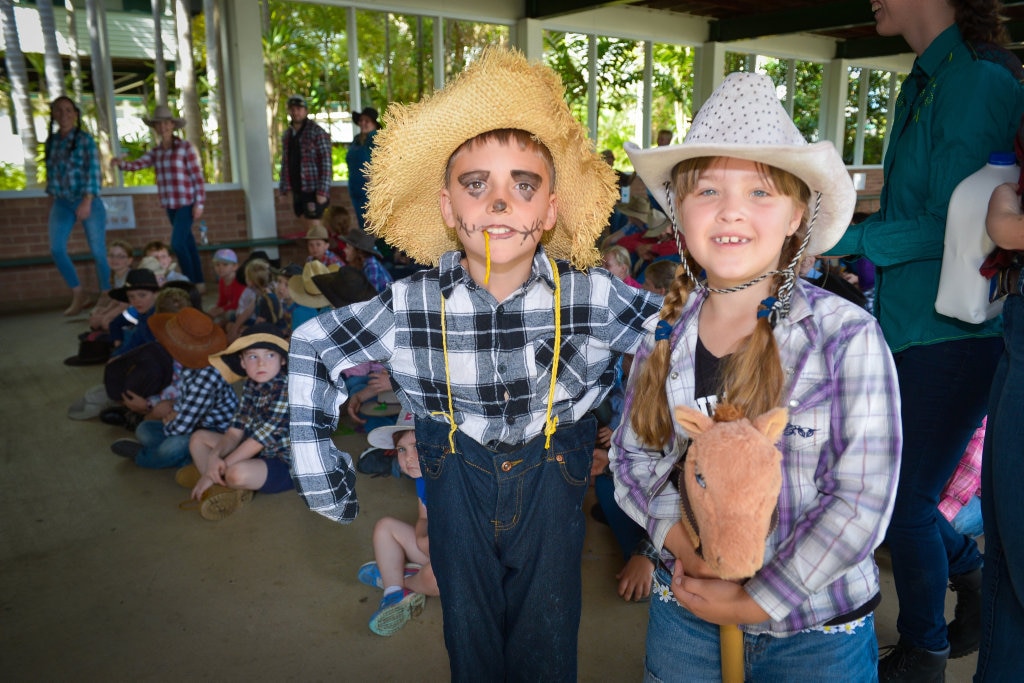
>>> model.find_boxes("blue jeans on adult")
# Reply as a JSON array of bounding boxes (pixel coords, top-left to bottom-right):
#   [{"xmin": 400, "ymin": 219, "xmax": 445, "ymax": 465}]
[
  {"xmin": 49, "ymin": 196, "xmax": 110, "ymax": 290},
  {"xmin": 645, "ymin": 566, "xmax": 878, "ymax": 682},
  {"xmin": 417, "ymin": 415, "xmax": 596, "ymax": 682},
  {"xmin": 976, "ymin": 295, "xmax": 1024, "ymax": 681},
  {"xmin": 886, "ymin": 336, "xmax": 1001, "ymax": 651},
  {"xmin": 167, "ymin": 204, "xmax": 203, "ymax": 284},
  {"xmin": 133, "ymin": 419, "xmax": 193, "ymax": 469}
]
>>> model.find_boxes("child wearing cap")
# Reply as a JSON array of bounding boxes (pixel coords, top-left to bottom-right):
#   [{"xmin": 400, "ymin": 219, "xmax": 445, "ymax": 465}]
[
  {"xmin": 609, "ymin": 73, "xmax": 900, "ymax": 680},
  {"xmin": 356, "ymin": 411, "xmax": 439, "ymax": 636},
  {"xmin": 110, "ymin": 307, "xmax": 238, "ymax": 469},
  {"xmin": 288, "ymin": 48, "xmax": 662, "ymax": 680},
  {"xmin": 304, "ymin": 222, "xmax": 344, "ymax": 267},
  {"xmin": 207, "ymin": 248, "xmax": 245, "ymax": 327},
  {"xmin": 185, "ymin": 323, "xmax": 291, "ymax": 520}
]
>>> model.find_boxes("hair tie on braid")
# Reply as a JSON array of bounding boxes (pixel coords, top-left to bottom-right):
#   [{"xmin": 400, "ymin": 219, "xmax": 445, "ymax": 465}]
[{"xmin": 655, "ymin": 319, "xmax": 674, "ymax": 341}]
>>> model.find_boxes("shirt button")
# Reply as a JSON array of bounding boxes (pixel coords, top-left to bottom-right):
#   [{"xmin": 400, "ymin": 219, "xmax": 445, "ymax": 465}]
[
  {"xmin": 505, "ymin": 415, "xmax": 515, "ymax": 425},
  {"xmin": 789, "ymin": 399, "xmax": 799, "ymax": 408},
  {"xmin": 501, "ymin": 460, "xmax": 512, "ymax": 472},
  {"xmin": 671, "ymin": 372, "xmax": 679, "ymax": 380},
  {"xmin": 503, "ymin": 391, "xmax": 510, "ymax": 401},
  {"xmin": 497, "ymin": 364, "xmax": 506, "ymax": 373}
]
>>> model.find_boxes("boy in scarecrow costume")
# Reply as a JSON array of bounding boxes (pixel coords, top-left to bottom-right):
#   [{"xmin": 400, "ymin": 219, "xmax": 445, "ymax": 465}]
[{"xmin": 288, "ymin": 48, "xmax": 662, "ymax": 680}]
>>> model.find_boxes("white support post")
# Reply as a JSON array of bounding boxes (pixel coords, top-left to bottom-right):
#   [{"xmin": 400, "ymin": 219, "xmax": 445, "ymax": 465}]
[
  {"xmin": 433, "ymin": 14, "xmax": 444, "ymax": 90},
  {"xmin": 693, "ymin": 42, "xmax": 726, "ymax": 114},
  {"xmin": 588, "ymin": 34, "xmax": 598, "ymax": 143},
  {"xmin": 223, "ymin": 0, "xmax": 275, "ymax": 245},
  {"xmin": 853, "ymin": 67, "xmax": 870, "ymax": 165},
  {"xmin": 820, "ymin": 58, "xmax": 850, "ymax": 148},
  {"xmin": 643, "ymin": 40, "xmax": 653, "ymax": 148},
  {"xmin": 348, "ymin": 7, "xmax": 360, "ymax": 111}
]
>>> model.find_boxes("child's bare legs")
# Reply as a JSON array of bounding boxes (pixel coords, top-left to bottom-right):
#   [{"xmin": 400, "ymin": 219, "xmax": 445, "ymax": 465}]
[
  {"xmin": 373, "ymin": 517, "xmax": 438, "ymax": 596},
  {"xmin": 222, "ymin": 458, "xmax": 268, "ymax": 492}
]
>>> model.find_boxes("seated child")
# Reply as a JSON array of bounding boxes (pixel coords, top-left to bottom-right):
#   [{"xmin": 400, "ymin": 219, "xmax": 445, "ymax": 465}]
[
  {"xmin": 107, "ymin": 268, "xmax": 162, "ymax": 356},
  {"xmin": 186, "ymin": 323, "xmax": 291, "ymax": 520},
  {"xmin": 639, "ymin": 258, "xmax": 677, "ymax": 296},
  {"xmin": 287, "ymin": 260, "xmax": 336, "ymax": 330},
  {"xmin": 110, "ymin": 307, "xmax": 238, "ymax": 469},
  {"xmin": 601, "ymin": 244, "xmax": 641, "ymax": 288},
  {"xmin": 207, "ymin": 248, "xmax": 246, "ymax": 326},
  {"xmin": 88, "ymin": 239, "xmax": 135, "ymax": 331},
  {"xmin": 339, "ymin": 227, "xmax": 393, "ymax": 293},
  {"xmin": 323, "ymin": 204, "xmax": 352, "ymax": 259},
  {"xmin": 357, "ymin": 411, "xmax": 440, "ymax": 636},
  {"xmin": 144, "ymin": 240, "xmax": 190, "ymax": 284},
  {"xmin": 228, "ymin": 258, "xmax": 274, "ymax": 342},
  {"xmin": 304, "ymin": 222, "xmax": 344, "ymax": 267}
]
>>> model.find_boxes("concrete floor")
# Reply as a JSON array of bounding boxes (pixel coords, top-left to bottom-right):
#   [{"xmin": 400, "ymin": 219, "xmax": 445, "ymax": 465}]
[{"xmin": 1, "ymin": 307, "xmax": 980, "ymax": 681}]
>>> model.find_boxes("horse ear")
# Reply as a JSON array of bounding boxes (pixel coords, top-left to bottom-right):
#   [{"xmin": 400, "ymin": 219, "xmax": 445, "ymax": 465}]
[
  {"xmin": 675, "ymin": 405, "xmax": 714, "ymax": 437},
  {"xmin": 752, "ymin": 407, "xmax": 789, "ymax": 442}
]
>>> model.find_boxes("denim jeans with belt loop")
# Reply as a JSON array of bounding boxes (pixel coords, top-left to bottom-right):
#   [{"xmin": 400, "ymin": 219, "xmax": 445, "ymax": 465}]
[{"xmin": 416, "ymin": 414, "xmax": 596, "ymax": 682}]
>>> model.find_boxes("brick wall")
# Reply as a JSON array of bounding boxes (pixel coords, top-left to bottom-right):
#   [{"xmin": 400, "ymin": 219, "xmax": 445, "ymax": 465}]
[{"xmin": 0, "ymin": 186, "xmax": 355, "ymax": 314}]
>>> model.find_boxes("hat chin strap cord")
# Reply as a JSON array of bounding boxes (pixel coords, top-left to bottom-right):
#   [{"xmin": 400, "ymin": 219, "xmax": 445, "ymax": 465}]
[{"xmin": 667, "ymin": 188, "xmax": 821, "ymax": 327}]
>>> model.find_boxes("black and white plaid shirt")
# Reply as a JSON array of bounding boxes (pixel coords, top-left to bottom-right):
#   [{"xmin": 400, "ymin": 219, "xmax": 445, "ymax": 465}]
[
  {"xmin": 289, "ymin": 247, "xmax": 662, "ymax": 522},
  {"xmin": 165, "ymin": 365, "xmax": 238, "ymax": 436}
]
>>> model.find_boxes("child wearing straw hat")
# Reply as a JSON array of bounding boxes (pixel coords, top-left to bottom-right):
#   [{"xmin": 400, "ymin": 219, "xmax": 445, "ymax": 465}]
[
  {"xmin": 185, "ymin": 324, "xmax": 291, "ymax": 521},
  {"xmin": 110, "ymin": 307, "xmax": 237, "ymax": 469},
  {"xmin": 113, "ymin": 105, "xmax": 206, "ymax": 286},
  {"xmin": 288, "ymin": 48, "xmax": 662, "ymax": 681},
  {"xmin": 608, "ymin": 72, "xmax": 901, "ymax": 682}
]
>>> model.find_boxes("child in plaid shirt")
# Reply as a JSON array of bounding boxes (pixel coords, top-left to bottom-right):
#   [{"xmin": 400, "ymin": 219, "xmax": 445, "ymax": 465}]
[
  {"xmin": 186, "ymin": 324, "xmax": 291, "ymax": 521},
  {"xmin": 288, "ymin": 49, "xmax": 661, "ymax": 680}
]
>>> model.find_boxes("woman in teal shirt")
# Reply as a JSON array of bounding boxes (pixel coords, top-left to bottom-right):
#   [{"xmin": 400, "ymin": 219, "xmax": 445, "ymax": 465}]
[{"xmin": 827, "ymin": 1, "xmax": 1024, "ymax": 680}]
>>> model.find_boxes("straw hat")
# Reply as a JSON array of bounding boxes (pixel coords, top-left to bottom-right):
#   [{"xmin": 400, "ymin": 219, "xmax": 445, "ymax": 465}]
[
  {"xmin": 365, "ymin": 47, "xmax": 618, "ymax": 269},
  {"xmin": 625, "ymin": 72, "xmax": 855, "ymax": 255},
  {"xmin": 148, "ymin": 307, "xmax": 227, "ymax": 370},
  {"xmin": 143, "ymin": 104, "xmax": 185, "ymax": 130},
  {"xmin": 288, "ymin": 260, "xmax": 340, "ymax": 309},
  {"xmin": 209, "ymin": 323, "xmax": 289, "ymax": 384},
  {"xmin": 617, "ymin": 193, "xmax": 652, "ymax": 222},
  {"xmin": 304, "ymin": 223, "xmax": 331, "ymax": 242}
]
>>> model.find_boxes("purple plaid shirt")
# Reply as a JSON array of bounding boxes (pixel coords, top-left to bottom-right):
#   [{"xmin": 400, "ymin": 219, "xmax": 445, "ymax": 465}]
[
  {"xmin": 279, "ymin": 119, "xmax": 333, "ymax": 197},
  {"xmin": 120, "ymin": 137, "xmax": 206, "ymax": 210},
  {"xmin": 610, "ymin": 281, "xmax": 901, "ymax": 634}
]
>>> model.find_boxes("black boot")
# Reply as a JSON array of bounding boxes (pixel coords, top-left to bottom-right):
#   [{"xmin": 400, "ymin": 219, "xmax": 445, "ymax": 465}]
[
  {"xmin": 947, "ymin": 567, "xmax": 982, "ymax": 658},
  {"xmin": 878, "ymin": 639, "xmax": 948, "ymax": 682}
]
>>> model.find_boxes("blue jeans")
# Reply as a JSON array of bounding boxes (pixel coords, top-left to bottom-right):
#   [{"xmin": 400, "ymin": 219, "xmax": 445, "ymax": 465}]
[
  {"xmin": 133, "ymin": 419, "xmax": 193, "ymax": 469},
  {"xmin": 417, "ymin": 415, "xmax": 596, "ymax": 682},
  {"xmin": 887, "ymin": 337, "xmax": 1001, "ymax": 650},
  {"xmin": 950, "ymin": 495, "xmax": 983, "ymax": 538},
  {"xmin": 976, "ymin": 296, "xmax": 1024, "ymax": 681},
  {"xmin": 167, "ymin": 204, "xmax": 203, "ymax": 283},
  {"xmin": 645, "ymin": 567, "xmax": 878, "ymax": 682},
  {"xmin": 49, "ymin": 196, "xmax": 110, "ymax": 290},
  {"xmin": 595, "ymin": 471, "xmax": 644, "ymax": 560}
]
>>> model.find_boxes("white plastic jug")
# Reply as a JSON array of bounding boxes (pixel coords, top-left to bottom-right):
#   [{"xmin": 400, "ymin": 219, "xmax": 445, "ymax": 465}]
[{"xmin": 936, "ymin": 151, "xmax": 1018, "ymax": 323}]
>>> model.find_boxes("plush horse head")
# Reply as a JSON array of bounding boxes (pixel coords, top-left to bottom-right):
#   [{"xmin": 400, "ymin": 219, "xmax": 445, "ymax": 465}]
[{"xmin": 674, "ymin": 403, "xmax": 787, "ymax": 581}]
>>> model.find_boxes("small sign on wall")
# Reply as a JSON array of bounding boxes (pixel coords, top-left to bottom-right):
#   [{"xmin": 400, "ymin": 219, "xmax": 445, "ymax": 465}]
[{"xmin": 103, "ymin": 195, "xmax": 136, "ymax": 230}]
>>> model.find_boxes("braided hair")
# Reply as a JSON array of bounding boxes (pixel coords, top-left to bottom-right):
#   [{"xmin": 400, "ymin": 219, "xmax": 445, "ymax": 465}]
[{"xmin": 44, "ymin": 96, "xmax": 83, "ymax": 168}]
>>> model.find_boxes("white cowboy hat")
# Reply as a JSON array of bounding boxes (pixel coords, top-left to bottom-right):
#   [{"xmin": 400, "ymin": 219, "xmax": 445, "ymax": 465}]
[{"xmin": 625, "ymin": 72, "xmax": 855, "ymax": 255}]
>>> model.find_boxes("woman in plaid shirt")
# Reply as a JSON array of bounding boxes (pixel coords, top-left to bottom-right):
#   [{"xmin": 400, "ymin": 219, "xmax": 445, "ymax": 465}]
[
  {"xmin": 45, "ymin": 96, "xmax": 110, "ymax": 316},
  {"xmin": 114, "ymin": 105, "xmax": 206, "ymax": 286}
]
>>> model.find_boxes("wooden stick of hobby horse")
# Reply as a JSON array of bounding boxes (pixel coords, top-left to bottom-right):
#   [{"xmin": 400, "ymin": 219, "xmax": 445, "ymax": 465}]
[{"xmin": 721, "ymin": 623, "xmax": 744, "ymax": 682}]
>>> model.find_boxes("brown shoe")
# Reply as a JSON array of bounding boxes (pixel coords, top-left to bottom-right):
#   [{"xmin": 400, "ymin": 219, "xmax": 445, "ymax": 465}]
[
  {"xmin": 200, "ymin": 489, "xmax": 254, "ymax": 521},
  {"xmin": 174, "ymin": 464, "xmax": 201, "ymax": 490}
]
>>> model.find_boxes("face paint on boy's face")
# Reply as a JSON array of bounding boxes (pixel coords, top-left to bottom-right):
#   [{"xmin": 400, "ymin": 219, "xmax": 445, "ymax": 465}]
[{"xmin": 440, "ymin": 138, "xmax": 557, "ymax": 283}]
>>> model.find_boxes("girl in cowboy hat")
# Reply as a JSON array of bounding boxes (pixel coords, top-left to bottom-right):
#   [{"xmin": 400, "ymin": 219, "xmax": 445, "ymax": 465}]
[
  {"xmin": 288, "ymin": 48, "xmax": 662, "ymax": 681},
  {"xmin": 338, "ymin": 226, "xmax": 392, "ymax": 293},
  {"xmin": 113, "ymin": 105, "xmax": 207, "ymax": 287},
  {"xmin": 609, "ymin": 72, "xmax": 901, "ymax": 682}
]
